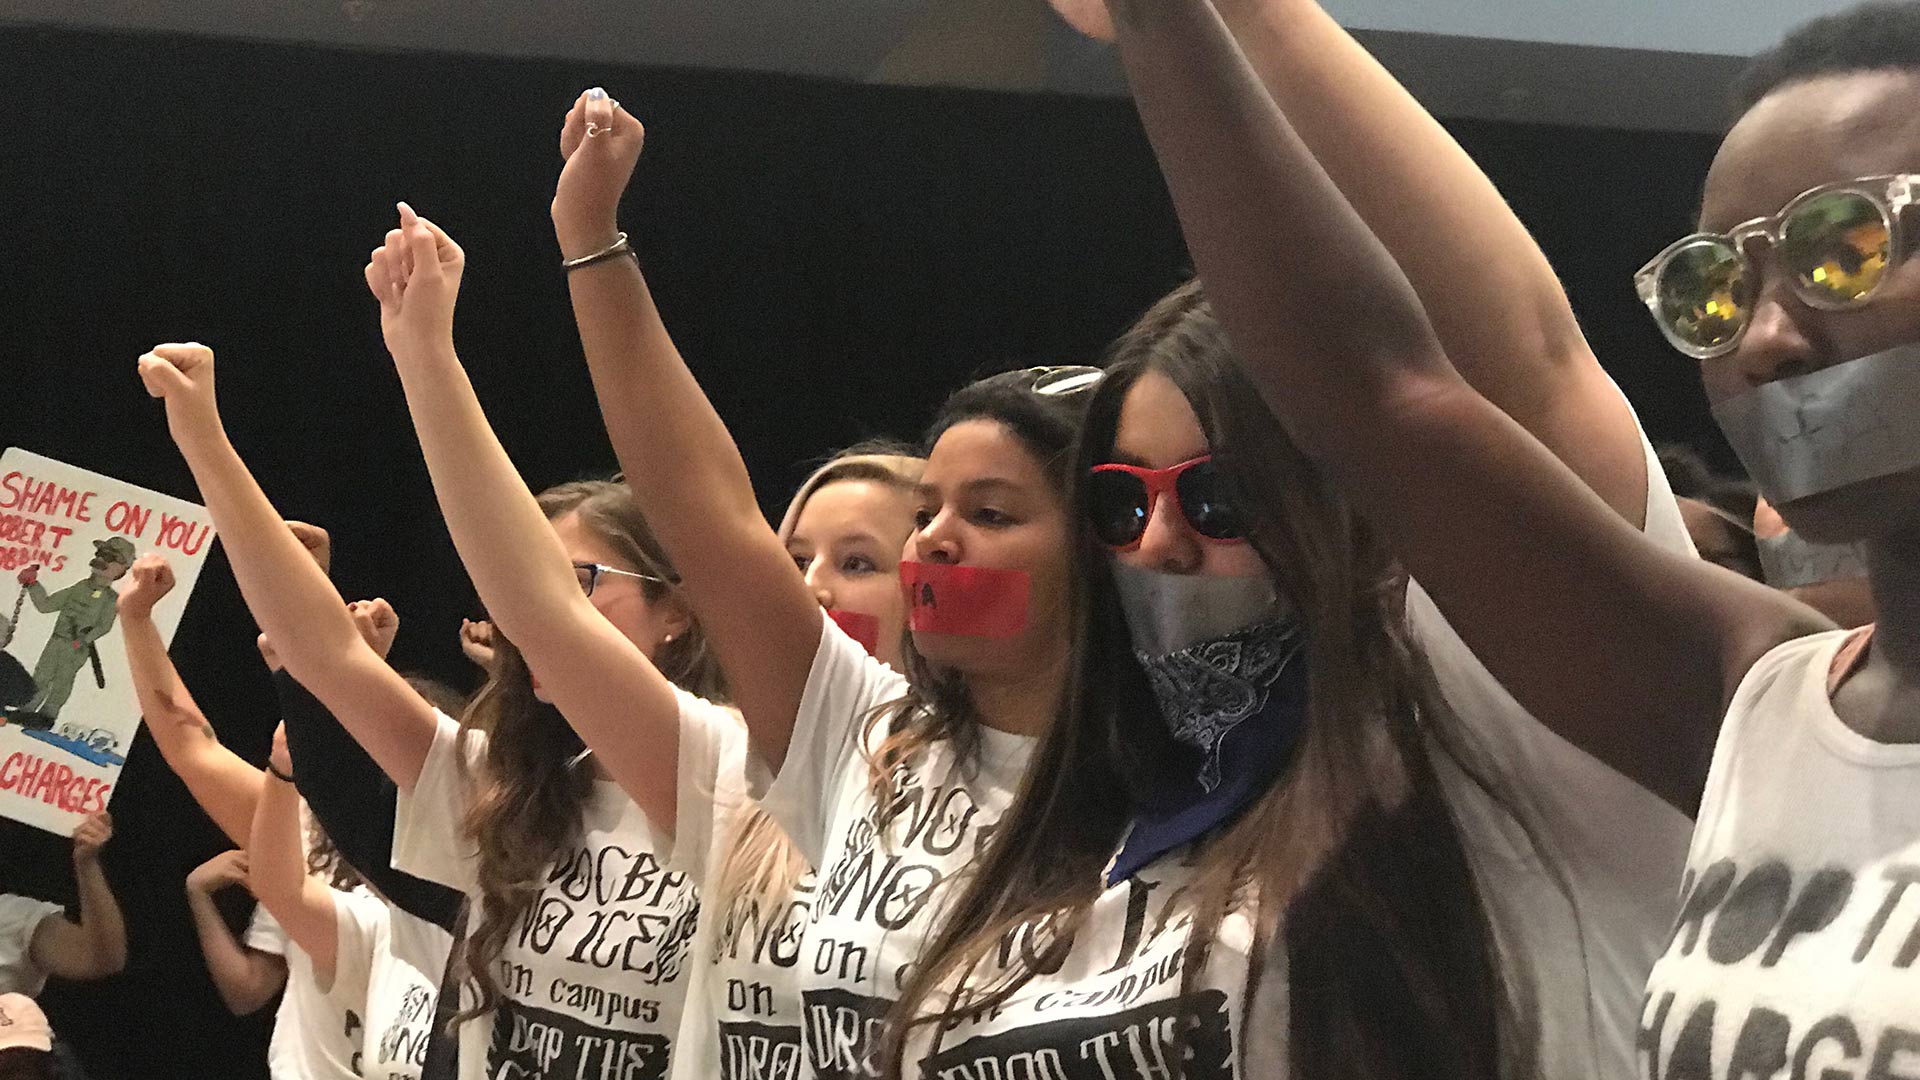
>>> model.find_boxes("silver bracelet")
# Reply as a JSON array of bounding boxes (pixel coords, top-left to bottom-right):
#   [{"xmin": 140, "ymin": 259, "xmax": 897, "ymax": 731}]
[{"xmin": 562, "ymin": 231, "xmax": 636, "ymax": 272}]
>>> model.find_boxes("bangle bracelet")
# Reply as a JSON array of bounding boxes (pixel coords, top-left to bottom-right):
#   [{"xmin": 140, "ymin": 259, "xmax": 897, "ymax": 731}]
[
  {"xmin": 267, "ymin": 762, "xmax": 295, "ymax": 784},
  {"xmin": 562, "ymin": 232, "xmax": 635, "ymax": 272}
]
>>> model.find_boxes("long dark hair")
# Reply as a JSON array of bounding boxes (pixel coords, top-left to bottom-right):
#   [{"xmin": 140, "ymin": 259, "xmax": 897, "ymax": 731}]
[
  {"xmin": 862, "ymin": 371, "xmax": 1094, "ymax": 815},
  {"xmin": 887, "ymin": 284, "xmax": 1515, "ymax": 1078},
  {"xmin": 453, "ymin": 480, "xmax": 728, "ymax": 1021}
]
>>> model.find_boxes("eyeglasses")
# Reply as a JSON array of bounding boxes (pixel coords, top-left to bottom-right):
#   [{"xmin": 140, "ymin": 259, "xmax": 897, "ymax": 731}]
[
  {"xmin": 1636, "ymin": 174, "xmax": 1919, "ymax": 360},
  {"xmin": 572, "ymin": 562, "xmax": 670, "ymax": 596},
  {"xmin": 1014, "ymin": 365, "xmax": 1105, "ymax": 396},
  {"xmin": 1086, "ymin": 455, "xmax": 1248, "ymax": 550}
]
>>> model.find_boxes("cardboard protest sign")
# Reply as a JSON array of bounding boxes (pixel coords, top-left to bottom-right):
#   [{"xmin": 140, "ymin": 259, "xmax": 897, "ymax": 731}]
[{"xmin": 0, "ymin": 448, "xmax": 216, "ymax": 835}]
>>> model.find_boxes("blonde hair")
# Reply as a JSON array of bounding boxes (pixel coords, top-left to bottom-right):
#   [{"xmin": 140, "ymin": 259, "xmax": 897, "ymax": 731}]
[{"xmin": 711, "ymin": 446, "xmax": 924, "ymax": 938}]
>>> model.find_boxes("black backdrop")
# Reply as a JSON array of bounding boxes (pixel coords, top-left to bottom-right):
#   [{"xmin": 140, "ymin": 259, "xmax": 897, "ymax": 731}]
[{"xmin": 0, "ymin": 24, "xmax": 1722, "ymax": 1077}]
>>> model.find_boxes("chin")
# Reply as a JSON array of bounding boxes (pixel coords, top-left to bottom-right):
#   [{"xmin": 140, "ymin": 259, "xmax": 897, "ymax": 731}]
[
  {"xmin": 908, "ymin": 630, "xmax": 1012, "ymax": 676},
  {"xmin": 1773, "ymin": 466, "xmax": 1920, "ymax": 547}
]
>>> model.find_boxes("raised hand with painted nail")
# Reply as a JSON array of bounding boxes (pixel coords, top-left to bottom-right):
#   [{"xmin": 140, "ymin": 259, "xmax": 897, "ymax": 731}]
[
  {"xmin": 364, "ymin": 202, "xmax": 465, "ymax": 363},
  {"xmin": 552, "ymin": 86, "xmax": 646, "ymax": 260}
]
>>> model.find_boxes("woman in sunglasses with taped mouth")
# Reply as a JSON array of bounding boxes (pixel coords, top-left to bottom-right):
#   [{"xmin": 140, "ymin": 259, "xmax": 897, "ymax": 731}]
[
  {"xmin": 876, "ymin": 0, "xmax": 1709, "ymax": 1075},
  {"xmin": 1087, "ymin": 0, "xmax": 1920, "ymax": 1075}
]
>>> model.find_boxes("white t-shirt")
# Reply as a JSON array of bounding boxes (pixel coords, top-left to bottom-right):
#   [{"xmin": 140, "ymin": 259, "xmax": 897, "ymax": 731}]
[
  {"xmin": 757, "ymin": 616, "xmax": 1036, "ymax": 1080},
  {"xmin": 331, "ymin": 897, "xmax": 453, "ymax": 1080},
  {"xmin": 1639, "ymin": 630, "xmax": 1920, "ymax": 1080},
  {"xmin": 246, "ymin": 903, "xmax": 366, "ymax": 1080},
  {"xmin": 668, "ymin": 700, "xmax": 811, "ymax": 1080},
  {"xmin": 393, "ymin": 709, "xmax": 705, "ymax": 1080},
  {"xmin": 901, "ymin": 424, "xmax": 1699, "ymax": 1079},
  {"xmin": 1403, "ymin": 429, "xmax": 1698, "ymax": 1078},
  {"xmin": 0, "ymin": 894, "xmax": 61, "ymax": 997}
]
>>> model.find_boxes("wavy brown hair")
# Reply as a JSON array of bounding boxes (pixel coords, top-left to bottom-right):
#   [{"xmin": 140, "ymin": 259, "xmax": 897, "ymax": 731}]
[
  {"xmin": 453, "ymin": 480, "xmax": 728, "ymax": 1021},
  {"xmin": 885, "ymin": 283, "xmax": 1524, "ymax": 1079}
]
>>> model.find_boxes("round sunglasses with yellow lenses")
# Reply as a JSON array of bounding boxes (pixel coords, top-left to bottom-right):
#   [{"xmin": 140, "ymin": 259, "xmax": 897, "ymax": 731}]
[{"xmin": 1635, "ymin": 175, "xmax": 1917, "ymax": 360}]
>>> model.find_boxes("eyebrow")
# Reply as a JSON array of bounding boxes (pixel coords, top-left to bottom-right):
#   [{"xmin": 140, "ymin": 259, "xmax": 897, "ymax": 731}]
[{"xmin": 915, "ymin": 477, "xmax": 1025, "ymax": 500}]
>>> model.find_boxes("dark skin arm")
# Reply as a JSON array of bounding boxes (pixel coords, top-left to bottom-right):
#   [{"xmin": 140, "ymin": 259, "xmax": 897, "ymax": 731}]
[{"xmin": 1103, "ymin": 0, "xmax": 1828, "ymax": 813}]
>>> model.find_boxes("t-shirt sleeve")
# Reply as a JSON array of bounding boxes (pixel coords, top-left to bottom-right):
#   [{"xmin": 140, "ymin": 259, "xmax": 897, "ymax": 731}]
[
  {"xmin": 275, "ymin": 670, "xmax": 463, "ymax": 932},
  {"xmin": 0, "ymin": 895, "xmax": 63, "ymax": 973},
  {"xmin": 328, "ymin": 890, "xmax": 385, "ymax": 1005},
  {"xmin": 757, "ymin": 610, "xmax": 909, "ymax": 866},
  {"xmin": 244, "ymin": 904, "xmax": 287, "ymax": 956},
  {"xmin": 664, "ymin": 695, "xmax": 763, "ymax": 881},
  {"xmin": 1404, "ymin": 385, "xmax": 1695, "ymax": 861},
  {"xmin": 391, "ymin": 711, "xmax": 481, "ymax": 894}
]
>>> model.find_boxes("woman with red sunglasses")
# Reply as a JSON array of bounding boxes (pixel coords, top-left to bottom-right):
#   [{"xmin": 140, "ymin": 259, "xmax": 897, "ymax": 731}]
[
  {"xmin": 877, "ymin": 1, "xmax": 1708, "ymax": 1076},
  {"xmin": 1098, "ymin": 0, "xmax": 1920, "ymax": 1074}
]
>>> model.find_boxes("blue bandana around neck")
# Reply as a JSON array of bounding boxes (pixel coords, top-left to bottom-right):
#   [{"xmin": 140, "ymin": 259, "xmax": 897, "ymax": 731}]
[{"xmin": 1105, "ymin": 564, "xmax": 1310, "ymax": 885}]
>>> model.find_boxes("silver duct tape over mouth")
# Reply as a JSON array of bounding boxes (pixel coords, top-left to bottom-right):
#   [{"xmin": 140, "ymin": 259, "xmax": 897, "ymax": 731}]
[
  {"xmin": 1712, "ymin": 342, "xmax": 1920, "ymax": 506},
  {"xmin": 1109, "ymin": 560, "xmax": 1287, "ymax": 658},
  {"xmin": 1757, "ymin": 532, "xmax": 1869, "ymax": 589}
]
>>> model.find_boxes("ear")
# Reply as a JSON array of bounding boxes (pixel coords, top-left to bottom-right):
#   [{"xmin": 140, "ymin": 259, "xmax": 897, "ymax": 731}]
[{"xmin": 656, "ymin": 586, "xmax": 695, "ymax": 643}]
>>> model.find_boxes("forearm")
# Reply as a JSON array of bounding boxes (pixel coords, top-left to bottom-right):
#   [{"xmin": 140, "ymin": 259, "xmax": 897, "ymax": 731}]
[
  {"xmin": 124, "ymin": 614, "xmax": 262, "ymax": 844},
  {"xmin": 275, "ymin": 672, "xmax": 462, "ymax": 930},
  {"xmin": 1109, "ymin": 0, "xmax": 1452, "ymax": 452},
  {"xmin": 567, "ymin": 257, "xmax": 765, "ymax": 559},
  {"xmin": 1215, "ymin": 0, "xmax": 1580, "ymax": 369},
  {"xmin": 248, "ymin": 773, "xmax": 337, "ymax": 975},
  {"xmin": 168, "ymin": 430, "xmax": 367, "ymax": 682},
  {"xmin": 384, "ymin": 342, "xmax": 600, "ymax": 650},
  {"xmin": 187, "ymin": 889, "xmax": 272, "ymax": 1014},
  {"xmin": 27, "ymin": 583, "xmax": 56, "ymax": 613},
  {"xmin": 69, "ymin": 857, "xmax": 127, "ymax": 976}
]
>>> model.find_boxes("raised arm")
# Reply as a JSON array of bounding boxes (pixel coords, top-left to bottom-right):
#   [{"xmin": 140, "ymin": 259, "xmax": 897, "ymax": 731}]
[
  {"xmin": 552, "ymin": 90, "xmax": 825, "ymax": 771},
  {"xmin": 30, "ymin": 812, "xmax": 127, "ymax": 981},
  {"xmin": 361, "ymin": 203, "xmax": 687, "ymax": 830},
  {"xmin": 1057, "ymin": 0, "xmax": 1647, "ymax": 522},
  {"xmin": 275, "ymin": 598, "xmax": 464, "ymax": 930},
  {"xmin": 118, "ymin": 555, "xmax": 263, "ymax": 846},
  {"xmin": 1102, "ymin": 0, "xmax": 1823, "ymax": 811},
  {"xmin": 137, "ymin": 343, "xmax": 438, "ymax": 790},
  {"xmin": 247, "ymin": 725, "xmax": 342, "ymax": 983},
  {"xmin": 184, "ymin": 850, "xmax": 288, "ymax": 1015}
]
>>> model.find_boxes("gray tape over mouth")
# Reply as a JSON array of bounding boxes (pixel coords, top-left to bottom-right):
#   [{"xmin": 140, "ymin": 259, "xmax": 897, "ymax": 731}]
[
  {"xmin": 1757, "ymin": 531, "xmax": 1869, "ymax": 589},
  {"xmin": 1711, "ymin": 342, "xmax": 1920, "ymax": 505},
  {"xmin": 1109, "ymin": 560, "xmax": 1286, "ymax": 658}
]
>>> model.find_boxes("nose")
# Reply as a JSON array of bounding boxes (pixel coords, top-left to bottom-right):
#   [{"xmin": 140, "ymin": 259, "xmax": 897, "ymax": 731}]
[
  {"xmin": 802, "ymin": 562, "xmax": 835, "ymax": 609},
  {"xmin": 1132, "ymin": 492, "xmax": 1202, "ymax": 575},
  {"xmin": 912, "ymin": 510, "xmax": 962, "ymax": 565},
  {"xmin": 1732, "ymin": 269, "xmax": 1825, "ymax": 388}
]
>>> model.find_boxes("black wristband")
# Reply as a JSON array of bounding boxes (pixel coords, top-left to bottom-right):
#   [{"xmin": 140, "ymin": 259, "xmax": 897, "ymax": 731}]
[{"xmin": 267, "ymin": 762, "xmax": 295, "ymax": 784}]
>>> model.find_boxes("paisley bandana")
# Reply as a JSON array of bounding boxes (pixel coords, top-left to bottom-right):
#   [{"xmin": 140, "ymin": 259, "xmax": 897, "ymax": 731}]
[{"xmin": 1107, "ymin": 564, "xmax": 1309, "ymax": 883}]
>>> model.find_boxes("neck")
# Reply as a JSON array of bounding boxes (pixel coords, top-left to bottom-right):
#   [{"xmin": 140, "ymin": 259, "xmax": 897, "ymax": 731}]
[
  {"xmin": 966, "ymin": 649, "xmax": 1068, "ymax": 738},
  {"xmin": 1864, "ymin": 532, "xmax": 1920, "ymax": 674}
]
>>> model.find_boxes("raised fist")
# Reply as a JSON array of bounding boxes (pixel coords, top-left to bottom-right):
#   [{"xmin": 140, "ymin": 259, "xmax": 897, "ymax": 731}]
[
  {"xmin": 71, "ymin": 811, "xmax": 113, "ymax": 862},
  {"xmin": 552, "ymin": 87, "xmax": 646, "ymax": 260},
  {"xmin": 365, "ymin": 203, "xmax": 465, "ymax": 362},
  {"xmin": 138, "ymin": 342, "xmax": 223, "ymax": 445},
  {"xmin": 286, "ymin": 521, "xmax": 333, "ymax": 575},
  {"xmin": 187, "ymin": 849, "xmax": 251, "ymax": 896},
  {"xmin": 117, "ymin": 554, "xmax": 176, "ymax": 619},
  {"xmin": 348, "ymin": 598, "xmax": 400, "ymax": 659},
  {"xmin": 459, "ymin": 618, "xmax": 496, "ymax": 670},
  {"xmin": 16, "ymin": 565, "xmax": 37, "ymax": 587}
]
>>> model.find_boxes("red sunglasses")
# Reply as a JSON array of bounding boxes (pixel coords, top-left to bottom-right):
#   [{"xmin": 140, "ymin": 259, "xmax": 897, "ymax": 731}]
[{"xmin": 1086, "ymin": 455, "xmax": 1249, "ymax": 551}]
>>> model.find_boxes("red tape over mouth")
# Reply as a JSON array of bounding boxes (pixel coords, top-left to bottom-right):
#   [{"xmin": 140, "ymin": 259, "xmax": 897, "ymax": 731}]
[
  {"xmin": 826, "ymin": 609, "xmax": 882, "ymax": 655},
  {"xmin": 898, "ymin": 561, "xmax": 1030, "ymax": 639}
]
